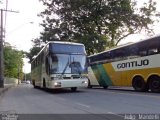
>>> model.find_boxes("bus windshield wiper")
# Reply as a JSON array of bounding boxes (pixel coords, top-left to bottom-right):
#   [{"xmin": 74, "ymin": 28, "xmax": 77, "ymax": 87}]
[{"xmin": 62, "ymin": 57, "xmax": 70, "ymax": 75}]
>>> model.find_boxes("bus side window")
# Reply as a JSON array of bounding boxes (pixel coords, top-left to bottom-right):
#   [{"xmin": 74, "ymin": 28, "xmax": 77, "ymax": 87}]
[
  {"xmin": 139, "ymin": 50, "xmax": 147, "ymax": 56},
  {"xmin": 111, "ymin": 48, "xmax": 128, "ymax": 62},
  {"xmin": 147, "ymin": 39, "xmax": 159, "ymax": 55},
  {"xmin": 103, "ymin": 52, "xmax": 111, "ymax": 63},
  {"xmin": 45, "ymin": 57, "xmax": 50, "ymax": 75},
  {"xmin": 128, "ymin": 46, "xmax": 139, "ymax": 59},
  {"xmin": 148, "ymin": 48, "xmax": 158, "ymax": 55}
]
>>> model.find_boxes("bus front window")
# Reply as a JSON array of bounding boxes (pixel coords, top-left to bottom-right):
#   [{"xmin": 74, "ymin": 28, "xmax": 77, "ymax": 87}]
[
  {"xmin": 50, "ymin": 54, "xmax": 70, "ymax": 74},
  {"xmin": 70, "ymin": 55, "xmax": 87, "ymax": 74},
  {"xmin": 50, "ymin": 54, "xmax": 87, "ymax": 74}
]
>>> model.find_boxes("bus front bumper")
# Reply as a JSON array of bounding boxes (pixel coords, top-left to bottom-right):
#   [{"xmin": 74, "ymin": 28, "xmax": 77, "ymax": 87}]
[{"xmin": 49, "ymin": 78, "xmax": 88, "ymax": 89}]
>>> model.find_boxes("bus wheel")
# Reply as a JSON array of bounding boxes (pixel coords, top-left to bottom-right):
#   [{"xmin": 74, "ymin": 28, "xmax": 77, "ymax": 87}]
[
  {"xmin": 149, "ymin": 76, "xmax": 160, "ymax": 93},
  {"xmin": 88, "ymin": 79, "xmax": 92, "ymax": 88},
  {"xmin": 88, "ymin": 85, "xmax": 92, "ymax": 88},
  {"xmin": 71, "ymin": 87, "xmax": 77, "ymax": 92},
  {"xmin": 132, "ymin": 76, "xmax": 147, "ymax": 92},
  {"xmin": 32, "ymin": 81, "xmax": 36, "ymax": 88},
  {"xmin": 103, "ymin": 86, "xmax": 108, "ymax": 89},
  {"xmin": 43, "ymin": 79, "xmax": 46, "ymax": 89}
]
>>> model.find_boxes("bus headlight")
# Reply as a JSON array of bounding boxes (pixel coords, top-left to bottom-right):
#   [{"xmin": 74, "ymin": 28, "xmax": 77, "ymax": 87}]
[
  {"xmin": 82, "ymin": 81, "xmax": 88, "ymax": 84},
  {"xmin": 54, "ymin": 82, "xmax": 61, "ymax": 87}
]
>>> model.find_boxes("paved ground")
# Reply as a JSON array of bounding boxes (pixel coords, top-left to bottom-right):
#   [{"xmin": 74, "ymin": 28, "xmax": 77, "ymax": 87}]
[
  {"xmin": 0, "ymin": 84, "xmax": 160, "ymax": 120},
  {"xmin": 0, "ymin": 85, "xmax": 12, "ymax": 95}
]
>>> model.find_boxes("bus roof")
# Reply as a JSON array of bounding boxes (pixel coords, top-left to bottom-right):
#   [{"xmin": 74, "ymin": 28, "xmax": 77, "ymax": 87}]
[
  {"xmin": 46, "ymin": 41, "xmax": 84, "ymax": 46},
  {"xmin": 88, "ymin": 35, "xmax": 160, "ymax": 57}
]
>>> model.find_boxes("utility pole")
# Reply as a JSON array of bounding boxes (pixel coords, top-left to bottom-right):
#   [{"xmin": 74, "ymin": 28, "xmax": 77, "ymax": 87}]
[
  {"xmin": 0, "ymin": 9, "xmax": 18, "ymax": 88},
  {"xmin": 0, "ymin": 9, "xmax": 4, "ymax": 88}
]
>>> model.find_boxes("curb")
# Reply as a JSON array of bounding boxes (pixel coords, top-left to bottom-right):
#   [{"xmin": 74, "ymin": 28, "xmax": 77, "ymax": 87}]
[{"xmin": 0, "ymin": 85, "xmax": 12, "ymax": 96}]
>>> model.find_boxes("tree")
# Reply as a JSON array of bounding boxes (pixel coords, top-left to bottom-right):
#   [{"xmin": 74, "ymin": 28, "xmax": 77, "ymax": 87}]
[
  {"xmin": 25, "ymin": 46, "xmax": 41, "ymax": 63},
  {"xmin": 24, "ymin": 38, "xmax": 43, "ymax": 63},
  {"xmin": 4, "ymin": 43, "xmax": 24, "ymax": 79},
  {"xmin": 23, "ymin": 73, "xmax": 31, "ymax": 81},
  {"xmin": 36, "ymin": 0, "xmax": 159, "ymax": 55}
]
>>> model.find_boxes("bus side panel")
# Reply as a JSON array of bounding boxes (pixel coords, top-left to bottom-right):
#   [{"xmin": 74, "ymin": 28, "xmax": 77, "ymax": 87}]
[
  {"xmin": 91, "ymin": 65, "xmax": 107, "ymax": 86},
  {"xmin": 103, "ymin": 63, "xmax": 122, "ymax": 86},
  {"xmin": 41, "ymin": 62, "xmax": 52, "ymax": 88},
  {"xmin": 111, "ymin": 55, "xmax": 160, "ymax": 87},
  {"xmin": 127, "ymin": 67, "xmax": 160, "ymax": 86},
  {"xmin": 88, "ymin": 67, "xmax": 99, "ymax": 86},
  {"xmin": 32, "ymin": 64, "xmax": 42, "ymax": 87},
  {"xmin": 98, "ymin": 64, "xmax": 113, "ymax": 86},
  {"xmin": 90, "ymin": 63, "xmax": 160, "ymax": 87},
  {"xmin": 90, "ymin": 64, "xmax": 113, "ymax": 87}
]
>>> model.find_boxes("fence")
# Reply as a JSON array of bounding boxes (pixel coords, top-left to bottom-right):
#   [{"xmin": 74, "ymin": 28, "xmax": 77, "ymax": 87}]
[{"xmin": 4, "ymin": 77, "xmax": 19, "ymax": 85}]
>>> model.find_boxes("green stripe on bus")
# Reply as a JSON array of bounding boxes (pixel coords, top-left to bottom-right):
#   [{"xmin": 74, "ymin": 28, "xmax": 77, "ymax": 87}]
[
  {"xmin": 91, "ymin": 65, "xmax": 106, "ymax": 86},
  {"xmin": 97, "ymin": 64, "xmax": 113, "ymax": 86}
]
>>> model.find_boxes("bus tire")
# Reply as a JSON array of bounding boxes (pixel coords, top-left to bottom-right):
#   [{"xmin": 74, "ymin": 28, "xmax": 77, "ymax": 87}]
[
  {"xmin": 71, "ymin": 87, "xmax": 77, "ymax": 92},
  {"xmin": 88, "ymin": 79, "xmax": 92, "ymax": 88},
  {"xmin": 88, "ymin": 85, "xmax": 92, "ymax": 88},
  {"xmin": 132, "ymin": 76, "xmax": 147, "ymax": 92},
  {"xmin": 43, "ymin": 79, "xmax": 46, "ymax": 89},
  {"xmin": 32, "ymin": 81, "xmax": 36, "ymax": 88},
  {"xmin": 103, "ymin": 86, "xmax": 108, "ymax": 89},
  {"xmin": 149, "ymin": 76, "xmax": 160, "ymax": 93}
]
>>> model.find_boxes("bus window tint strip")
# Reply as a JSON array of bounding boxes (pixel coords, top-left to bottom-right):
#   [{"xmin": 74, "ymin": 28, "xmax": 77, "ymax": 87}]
[{"xmin": 49, "ymin": 44, "xmax": 86, "ymax": 54}]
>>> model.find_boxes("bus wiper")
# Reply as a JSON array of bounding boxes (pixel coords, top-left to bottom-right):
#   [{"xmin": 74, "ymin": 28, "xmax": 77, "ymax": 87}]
[{"xmin": 62, "ymin": 58, "xmax": 70, "ymax": 75}]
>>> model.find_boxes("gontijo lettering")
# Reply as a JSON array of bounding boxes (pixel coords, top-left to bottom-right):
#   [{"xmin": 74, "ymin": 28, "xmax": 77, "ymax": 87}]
[{"xmin": 117, "ymin": 59, "xmax": 149, "ymax": 69}]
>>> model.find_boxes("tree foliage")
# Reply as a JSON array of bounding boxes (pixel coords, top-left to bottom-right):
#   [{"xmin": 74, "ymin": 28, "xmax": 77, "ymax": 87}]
[
  {"xmin": 4, "ymin": 43, "xmax": 24, "ymax": 79},
  {"xmin": 30, "ymin": 0, "xmax": 159, "ymax": 56},
  {"xmin": 25, "ymin": 38, "xmax": 43, "ymax": 63},
  {"xmin": 23, "ymin": 73, "xmax": 31, "ymax": 81},
  {"xmin": 25, "ymin": 46, "xmax": 41, "ymax": 63}
]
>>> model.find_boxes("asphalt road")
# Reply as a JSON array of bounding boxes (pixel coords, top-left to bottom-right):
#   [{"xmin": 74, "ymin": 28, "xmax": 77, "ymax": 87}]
[{"xmin": 0, "ymin": 84, "xmax": 160, "ymax": 120}]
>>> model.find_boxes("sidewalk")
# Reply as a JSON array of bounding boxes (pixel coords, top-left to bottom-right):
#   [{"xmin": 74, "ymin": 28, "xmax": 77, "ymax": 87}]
[{"xmin": 0, "ymin": 84, "xmax": 13, "ymax": 96}]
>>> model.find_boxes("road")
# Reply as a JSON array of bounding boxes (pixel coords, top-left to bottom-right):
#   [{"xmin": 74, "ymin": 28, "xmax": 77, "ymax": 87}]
[{"xmin": 0, "ymin": 84, "xmax": 160, "ymax": 120}]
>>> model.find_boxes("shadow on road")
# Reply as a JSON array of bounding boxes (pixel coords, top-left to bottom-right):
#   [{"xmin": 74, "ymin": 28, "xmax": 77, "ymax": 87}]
[
  {"xmin": 87, "ymin": 86, "xmax": 160, "ymax": 96},
  {"xmin": 34, "ymin": 87, "xmax": 85, "ymax": 94}
]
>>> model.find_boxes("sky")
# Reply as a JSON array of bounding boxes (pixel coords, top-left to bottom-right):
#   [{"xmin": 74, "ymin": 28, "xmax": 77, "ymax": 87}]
[
  {"xmin": 0, "ymin": 0, "xmax": 44, "ymax": 73},
  {"xmin": 1, "ymin": 0, "xmax": 160, "ymax": 73}
]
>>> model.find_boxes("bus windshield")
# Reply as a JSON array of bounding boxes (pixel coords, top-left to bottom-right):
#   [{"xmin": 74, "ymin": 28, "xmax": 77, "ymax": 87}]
[{"xmin": 50, "ymin": 54, "xmax": 87, "ymax": 74}]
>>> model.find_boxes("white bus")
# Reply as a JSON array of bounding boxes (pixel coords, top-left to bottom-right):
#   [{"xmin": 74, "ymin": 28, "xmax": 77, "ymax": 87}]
[
  {"xmin": 88, "ymin": 35, "xmax": 160, "ymax": 92},
  {"xmin": 31, "ymin": 41, "xmax": 88, "ymax": 91}
]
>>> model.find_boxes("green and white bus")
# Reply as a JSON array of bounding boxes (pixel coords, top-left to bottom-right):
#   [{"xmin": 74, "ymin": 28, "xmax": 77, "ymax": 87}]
[
  {"xmin": 88, "ymin": 35, "xmax": 160, "ymax": 92},
  {"xmin": 31, "ymin": 41, "xmax": 88, "ymax": 91}
]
